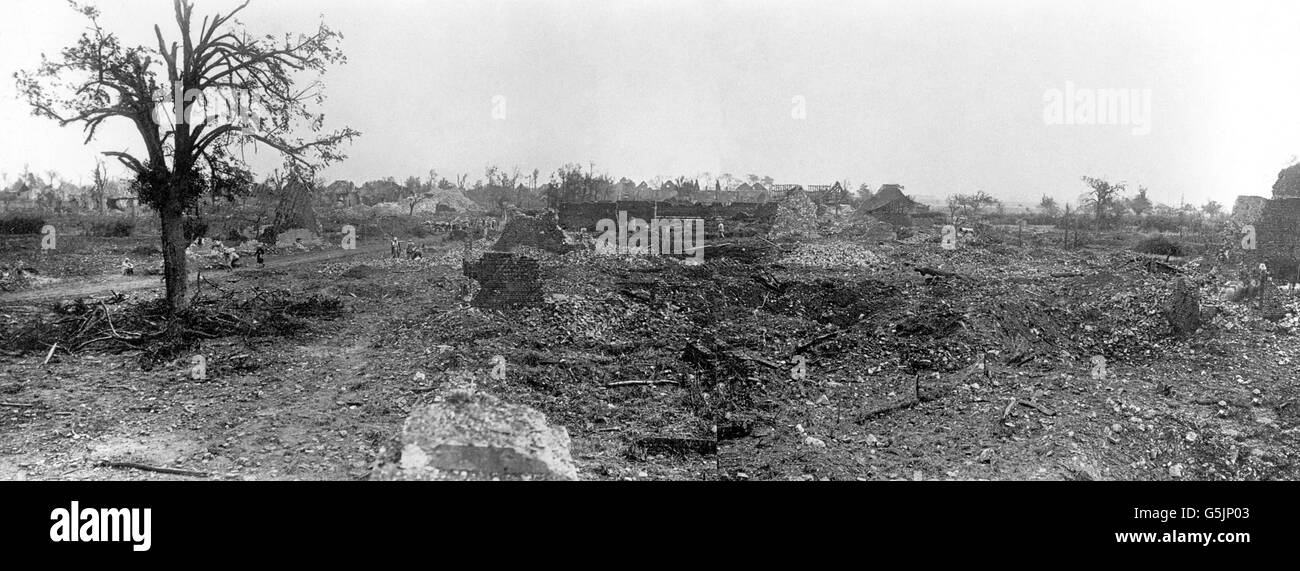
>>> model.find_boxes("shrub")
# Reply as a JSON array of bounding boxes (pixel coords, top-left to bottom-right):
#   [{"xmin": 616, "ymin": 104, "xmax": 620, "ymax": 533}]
[
  {"xmin": 87, "ymin": 220, "xmax": 135, "ymax": 237},
  {"xmin": 1134, "ymin": 235, "xmax": 1183, "ymax": 257},
  {"xmin": 0, "ymin": 216, "xmax": 47, "ymax": 235}
]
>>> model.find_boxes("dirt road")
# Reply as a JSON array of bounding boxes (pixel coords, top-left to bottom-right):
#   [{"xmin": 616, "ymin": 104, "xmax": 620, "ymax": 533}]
[{"xmin": 0, "ymin": 242, "xmax": 394, "ymax": 304}]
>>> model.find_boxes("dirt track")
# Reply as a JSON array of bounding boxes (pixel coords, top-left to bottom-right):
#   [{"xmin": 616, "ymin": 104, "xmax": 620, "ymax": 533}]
[{"xmin": 0, "ymin": 242, "xmax": 391, "ymax": 304}]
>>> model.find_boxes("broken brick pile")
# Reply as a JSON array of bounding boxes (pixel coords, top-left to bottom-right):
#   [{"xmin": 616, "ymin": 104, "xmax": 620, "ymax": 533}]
[{"xmin": 492, "ymin": 211, "xmax": 570, "ymax": 254}]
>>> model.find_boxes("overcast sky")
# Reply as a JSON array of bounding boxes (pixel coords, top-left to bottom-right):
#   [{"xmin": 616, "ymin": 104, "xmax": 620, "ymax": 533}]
[{"xmin": 2, "ymin": 0, "xmax": 1299, "ymax": 206}]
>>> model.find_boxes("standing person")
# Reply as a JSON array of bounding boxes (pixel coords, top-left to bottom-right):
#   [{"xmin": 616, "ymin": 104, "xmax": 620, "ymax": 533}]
[
  {"xmin": 391, "ymin": 236, "xmax": 399, "ymax": 259},
  {"xmin": 255, "ymin": 246, "xmax": 266, "ymax": 268}
]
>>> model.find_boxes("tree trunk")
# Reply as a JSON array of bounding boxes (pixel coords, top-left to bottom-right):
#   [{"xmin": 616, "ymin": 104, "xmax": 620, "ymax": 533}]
[{"xmin": 159, "ymin": 196, "xmax": 190, "ymax": 314}]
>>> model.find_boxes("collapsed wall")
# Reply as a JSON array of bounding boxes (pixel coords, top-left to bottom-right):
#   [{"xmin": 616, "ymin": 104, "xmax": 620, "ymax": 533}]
[
  {"xmin": 1232, "ymin": 196, "xmax": 1268, "ymax": 225},
  {"xmin": 1230, "ymin": 192, "xmax": 1300, "ymax": 279}
]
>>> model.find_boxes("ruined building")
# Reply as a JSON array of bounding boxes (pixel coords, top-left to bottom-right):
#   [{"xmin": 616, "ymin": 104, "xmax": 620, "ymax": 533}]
[{"xmin": 1233, "ymin": 164, "xmax": 1300, "ymax": 277}]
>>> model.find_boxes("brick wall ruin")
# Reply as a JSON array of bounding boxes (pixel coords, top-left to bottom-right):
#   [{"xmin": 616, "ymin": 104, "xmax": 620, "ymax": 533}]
[
  {"xmin": 463, "ymin": 253, "xmax": 543, "ymax": 308},
  {"xmin": 1256, "ymin": 197, "xmax": 1300, "ymax": 276}
]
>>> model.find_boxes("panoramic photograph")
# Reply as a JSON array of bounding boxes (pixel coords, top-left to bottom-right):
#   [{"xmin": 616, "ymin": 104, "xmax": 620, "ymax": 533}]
[{"xmin": 0, "ymin": 0, "xmax": 1296, "ymax": 492}]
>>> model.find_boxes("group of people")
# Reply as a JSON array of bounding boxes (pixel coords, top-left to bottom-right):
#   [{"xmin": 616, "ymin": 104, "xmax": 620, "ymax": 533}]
[
  {"xmin": 391, "ymin": 236, "xmax": 425, "ymax": 260},
  {"xmin": 120, "ymin": 242, "xmax": 268, "ymax": 276},
  {"xmin": 216, "ymin": 243, "xmax": 268, "ymax": 269}
]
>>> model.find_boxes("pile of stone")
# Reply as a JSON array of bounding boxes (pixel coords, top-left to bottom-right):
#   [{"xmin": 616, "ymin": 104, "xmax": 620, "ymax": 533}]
[
  {"xmin": 371, "ymin": 387, "xmax": 578, "ymax": 481},
  {"xmin": 777, "ymin": 242, "xmax": 884, "ymax": 268},
  {"xmin": 770, "ymin": 192, "xmax": 819, "ymax": 239}
]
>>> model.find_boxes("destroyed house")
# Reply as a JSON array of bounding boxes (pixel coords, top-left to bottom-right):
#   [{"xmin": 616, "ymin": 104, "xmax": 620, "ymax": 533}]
[
  {"xmin": 859, "ymin": 184, "xmax": 926, "ymax": 225},
  {"xmin": 805, "ymin": 182, "xmax": 854, "ymax": 208},
  {"xmin": 860, "ymin": 184, "xmax": 923, "ymax": 214}
]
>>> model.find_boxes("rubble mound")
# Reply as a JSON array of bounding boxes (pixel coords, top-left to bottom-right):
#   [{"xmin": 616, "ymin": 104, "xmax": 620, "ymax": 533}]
[
  {"xmin": 369, "ymin": 202, "xmax": 407, "ymax": 216},
  {"xmin": 371, "ymin": 388, "xmax": 578, "ymax": 481},
  {"xmin": 777, "ymin": 242, "xmax": 883, "ymax": 268},
  {"xmin": 827, "ymin": 212, "xmax": 897, "ymax": 242},
  {"xmin": 492, "ymin": 210, "xmax": 570, "ymax": 254},
  {"xmin": 771, "ymin": 192, "xmax": 818, "ymax": 239}
]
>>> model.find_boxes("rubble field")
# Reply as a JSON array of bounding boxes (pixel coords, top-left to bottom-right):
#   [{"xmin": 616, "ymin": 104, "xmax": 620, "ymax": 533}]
[{"xmin": 0, "ymin": 226, "xmax": 1297, "ymax": 481}]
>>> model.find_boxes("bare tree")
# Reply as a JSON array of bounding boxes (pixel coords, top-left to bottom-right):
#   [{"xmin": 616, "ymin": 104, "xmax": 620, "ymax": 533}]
[
  {"xmin": 404, "ymin": 175, "xmax": 426, "ymax": 215},
  {"xmin": 1080, "ymin": 176, "xmax": 1126, "ymax": 223},
  {"xmin": 947, "ymin": 191, "xmax": 1000, "ymax": 221},
  {"xmin": 17, "ymin": 1, "xmax": 358, "ymax": 314},
  {"xmin": 1038, "ymin": 195, "xmax": 1059, "ymax": 218}
]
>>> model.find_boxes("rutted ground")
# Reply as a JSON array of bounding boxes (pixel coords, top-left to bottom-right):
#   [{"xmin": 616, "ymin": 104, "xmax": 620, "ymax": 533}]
[{"xmin": 1, "ymin": 230, "xmax": 1297, "ymax": 481}]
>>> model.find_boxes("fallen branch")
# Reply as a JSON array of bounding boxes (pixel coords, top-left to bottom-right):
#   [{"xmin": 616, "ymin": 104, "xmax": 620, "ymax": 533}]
[
  {"xmin": 856, "ymin": 377, "xmax": 929, "ymax": 423},
  {"xmin": 1017, "ymin": 400, "xmax": 1056, "ymax": 416},
  {"xmin": 856, "ymin": 397, "xmax": 921, "ymax": 423},
  {"xmin": 97, "ymin": 461, "xmax": 210, "ymax": 478},
  {"xmin": 1002, "ymin": 398, "xmax": 1018, "ymax": 419},
  {"xmin": 793, "ymin": 331, "xmax": 840, "ymax": 356},
  {"xmin": 913, "ymin": 266, "xmax": 961, "ymax": 278},
  {"xmin": 0, "ymin": 401, "xmax": 36, "ymax": 408},
  {"xmin": 42, "ymin": 343, "xmax": 58, "ymax": 365},
  {"xmin": 605, "ymin": 380, "xmax": 681, "ymax": 388}
]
